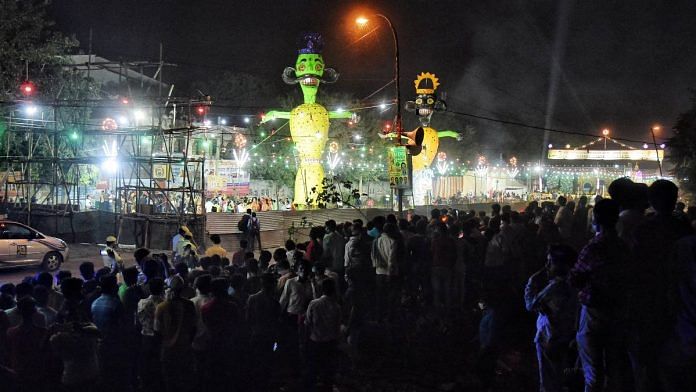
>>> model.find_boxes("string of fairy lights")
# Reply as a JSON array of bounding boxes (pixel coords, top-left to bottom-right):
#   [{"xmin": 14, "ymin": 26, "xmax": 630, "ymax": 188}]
[{"xmin": 3, "ymin": 93, "xmax": 666, "ymax": 184}]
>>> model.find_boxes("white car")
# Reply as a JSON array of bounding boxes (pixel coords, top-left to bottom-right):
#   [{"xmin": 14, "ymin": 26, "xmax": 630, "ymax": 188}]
[{"xmin": 0, "ymin": 220, "xmax": 69, "ymax": 271}]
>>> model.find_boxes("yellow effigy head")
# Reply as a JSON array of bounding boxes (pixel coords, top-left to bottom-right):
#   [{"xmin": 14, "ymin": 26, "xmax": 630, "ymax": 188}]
[{"xmin": 412, "ymin": 126, "xmax": 439, "ymax": 171}]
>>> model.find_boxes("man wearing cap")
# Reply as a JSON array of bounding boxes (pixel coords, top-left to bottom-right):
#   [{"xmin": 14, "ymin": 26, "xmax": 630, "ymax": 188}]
[{"xmin": 102, "ymin": 235, "xmax": 123, "ymax": 274}]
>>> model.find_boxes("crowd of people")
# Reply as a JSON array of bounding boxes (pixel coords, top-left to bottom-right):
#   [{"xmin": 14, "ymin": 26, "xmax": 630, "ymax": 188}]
[
  {"xmin": 204, "ymin": 195, "xmax": 293, "ymax": 213},
  {"xmin": 1, "ymin": 177, "xmax": 695, "ymax": 391}
]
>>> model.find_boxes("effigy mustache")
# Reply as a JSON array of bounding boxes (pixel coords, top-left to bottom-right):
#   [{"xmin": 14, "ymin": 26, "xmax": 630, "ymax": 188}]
[{"xmin": 282, "ymin": 67, "xmax": 339, "ymax": 85}]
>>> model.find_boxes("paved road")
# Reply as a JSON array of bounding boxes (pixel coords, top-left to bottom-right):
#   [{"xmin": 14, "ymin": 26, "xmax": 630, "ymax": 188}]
[{"xmin": 0, "ymin": 243, "xmax": 143, "ymax": 285}]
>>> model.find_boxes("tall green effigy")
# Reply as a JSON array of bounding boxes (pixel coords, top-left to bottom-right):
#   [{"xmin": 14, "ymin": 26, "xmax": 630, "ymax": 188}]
[{"xmin": 262, "ymin": 33, "xmax": 351, "ymax": 207}]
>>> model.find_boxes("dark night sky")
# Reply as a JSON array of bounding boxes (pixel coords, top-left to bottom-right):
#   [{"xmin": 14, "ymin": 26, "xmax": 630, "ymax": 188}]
[{"xmin": 49, "ymin": 0, "xmax": 696, "ymax": 150}]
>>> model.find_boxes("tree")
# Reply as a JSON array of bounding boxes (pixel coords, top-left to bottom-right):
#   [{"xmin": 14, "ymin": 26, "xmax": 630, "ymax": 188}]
[
  {"xmin": 0, "ymin": 0, "xmax": 78, "ymax": 96},
  {"xmin": 308, "ymin": 176, "xmax": 366, "ymax": 217},
  {"xmin": 0, "ymin": 0, "xmax": 100, "ymax": 205},
  {"xmin": 668, "ymin": 90, "xmax": 696, "ymax": 195}
]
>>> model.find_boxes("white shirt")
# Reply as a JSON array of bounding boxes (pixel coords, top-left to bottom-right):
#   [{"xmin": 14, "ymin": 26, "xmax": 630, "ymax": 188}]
[
  {"xmin": 172, "ymin": 233, "xmax": 183, "ymax": 254},
  {"xmin": 305, "ymin": 295, "xmax": 341, "ymax": 342},
  {"xmin": 286, "ymin": 249, "xmax": 304, "ymax": 266},
  {"xmin": 280, "ymin": 277, "xmax": 316, "ymax": 316}
]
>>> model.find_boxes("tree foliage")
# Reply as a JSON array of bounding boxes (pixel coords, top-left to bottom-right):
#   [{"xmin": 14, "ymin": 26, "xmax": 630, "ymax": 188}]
[
  {"xmin": 668, "ymin": 90, "xmax": 696, "ymax": 195},
  {"xmin": 308, "ymin": 176, "xmax": 366, "ymax": 215},
  {"xmin": 0, "ymin": 0, "xmax": 79, "ymax": 96}
]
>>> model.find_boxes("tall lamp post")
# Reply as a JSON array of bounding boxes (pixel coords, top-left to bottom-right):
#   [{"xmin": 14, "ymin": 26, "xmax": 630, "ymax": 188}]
[
  {"xmin": 356, "ymin": 15, "xmax": 401, "ymax": 134},
  {"xmin": 356, "ymin": 14, "xmax": 407, "ymax": 214},
  {"xmin": 651, "ymin": 125, "xmax": 663, "ymax": 177}
]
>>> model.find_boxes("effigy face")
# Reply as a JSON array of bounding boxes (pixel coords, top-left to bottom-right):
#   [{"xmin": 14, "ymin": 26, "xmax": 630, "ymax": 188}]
[
  {"xmin": 295, "ymin": 53, "xmax": 324, "ymax": 103},
  {"xmin": 412, "ymin": 126, "xmax": 439, "ymax": 171}
]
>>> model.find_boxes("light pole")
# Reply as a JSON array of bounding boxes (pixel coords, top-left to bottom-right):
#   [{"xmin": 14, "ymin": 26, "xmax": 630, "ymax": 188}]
[
  {"xmin": 602, "ymin": 128, "xmax": 610, "ymax": 150},
  {"xmin": 651, "ymin": 125, "xmax": 663, "ymax": 177},
  {"xmin": 356, "ymin": 14, "xmax": 406, "ymax": 214},
  {"xmin": 356, "ymin": 15, "xmax": 401, "ymax": 133}
]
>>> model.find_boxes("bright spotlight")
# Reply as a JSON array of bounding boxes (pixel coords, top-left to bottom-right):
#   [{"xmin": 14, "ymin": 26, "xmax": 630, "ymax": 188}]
[
  {"xmin": 353, "ymin": 133, "xmax": 362, "ymax": 141},
  {"xmin": 244, "ymin": 117, "xmax": 250, "ymax": 124},
  {"xmin": 118, "ymin": 116, "xmax": 129, "ymax": 126},
  {"xmin": 101, "ymin": 158, "xmax": 119, "ymax": 174},
  {"xmin": 220, "ymin": 118, "xmax": 227, "ymax": 125},
  {"xmin": 660, "ymin": 143, "xmax": 666, "ymax": 149},
  {"xmin": 336, "ymin": 107, "xmax": 345, "ymax": 113},
  {"xmin": 643, "ymin": 143, "xmax": 649, "ymax": 149},
  {"xmin": 379, "ymin": 103, "xmax": 387, "ymax": 109},
  {"xmin": 134, "ymin": 110, "xmax": 145, "ymax": 120},
  {"xmin": 25, "ymin": 105, "xmax": 38, "ymax": 116},
  {"xmin": 356, "ymin": 16, "xmax": 369, "ymax": 26}
]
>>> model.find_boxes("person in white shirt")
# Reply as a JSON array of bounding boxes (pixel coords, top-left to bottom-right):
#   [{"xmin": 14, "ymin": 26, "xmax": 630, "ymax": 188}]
[
  {"xmin": 101, "ymin": 235, "xmax": 123, "ymax": 274},
  {"xmin": 305, "ymin": 278, "xmax": 341, "ymax": 388},
  {"xmin": 285, "ymin": 239, "xmax": 304, "ymax": 268},
  {"xmin": 279, "ymin": 260, "xmax": 317, "ymax": 319}
]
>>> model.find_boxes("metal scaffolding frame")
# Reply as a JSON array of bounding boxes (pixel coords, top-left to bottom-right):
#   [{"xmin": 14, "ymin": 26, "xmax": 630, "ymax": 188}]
[{"xmin": 0, "ymin": 98, "xmax": 208, "ymax": 246}]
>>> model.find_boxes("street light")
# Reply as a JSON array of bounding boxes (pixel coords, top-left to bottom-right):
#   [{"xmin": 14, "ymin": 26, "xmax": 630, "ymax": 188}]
[
  {"xmin": 602, "ymin": 128, "xmax": 610, "ymax": 150},
  {"xmin": 651, "ymin": 125, "xmax": 663, "ymax": 176},
  {"xmin": 356, "ymin": 12, "xmax": 405, "ymax": 213},
  {"xmin": 355, "ymin": 14, "xmax": 401, "ymax": 135},
  {"xmin": 25, "ymin": 105, "xmax": 38, "ymax": 116}
]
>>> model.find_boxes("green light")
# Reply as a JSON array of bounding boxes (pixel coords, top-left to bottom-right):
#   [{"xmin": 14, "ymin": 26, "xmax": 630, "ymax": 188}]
[
  {"xmin": 70, "ymin": 131, "xmax": 79, "ymax": 140},
  {"xmin": 202, "ymin": 140, "xmax": 210, "ymax": 148},
  {"xmin": 260, "ymin": 131, "xmax": 266, "ymax": 137}
]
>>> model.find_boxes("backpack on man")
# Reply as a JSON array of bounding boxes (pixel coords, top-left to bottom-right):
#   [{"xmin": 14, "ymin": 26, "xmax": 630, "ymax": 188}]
[{"xmin": 238, "ymin": 214, "xmax": 250, "ymax": 232}]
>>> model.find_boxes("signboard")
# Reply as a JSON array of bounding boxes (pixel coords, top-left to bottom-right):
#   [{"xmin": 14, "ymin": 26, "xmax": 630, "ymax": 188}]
[
  {"xmin": 205, "ymin": 175, "xmax": 227, "ymax": 191},
  {"xmin": 168, "ymin": 163, "xmax": 202, "ymax": 187},
  {"xmin": 206, "ymin": 160, "xmax": 250, "ymax": 195},
  {"xmin": 548, "ymin": 149, "xmax": 664, "ymax": 161},
  {"xmin": 152, "ymin": 164, "xmax": 169, "ymax": 179},
  {"xmin": 387, "ymin": 146, "xmax": 410, "ymax": 189}
]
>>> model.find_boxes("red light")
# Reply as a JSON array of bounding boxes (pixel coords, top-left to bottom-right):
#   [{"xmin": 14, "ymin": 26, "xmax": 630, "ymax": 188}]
[
  {"xmin": 196, "ymin": 106, "xmax": 206, "ymax": 115},
  {"xmin": 385, "ymin": 123, "xmax": 392, "ymax": 130},
  {"xmin": 121, "ymin": 98, "xmax": 129, "ymax": 104},
  {"xmin": 20, "ymin": 81, "xmax": 35, "ymax": 96}
]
